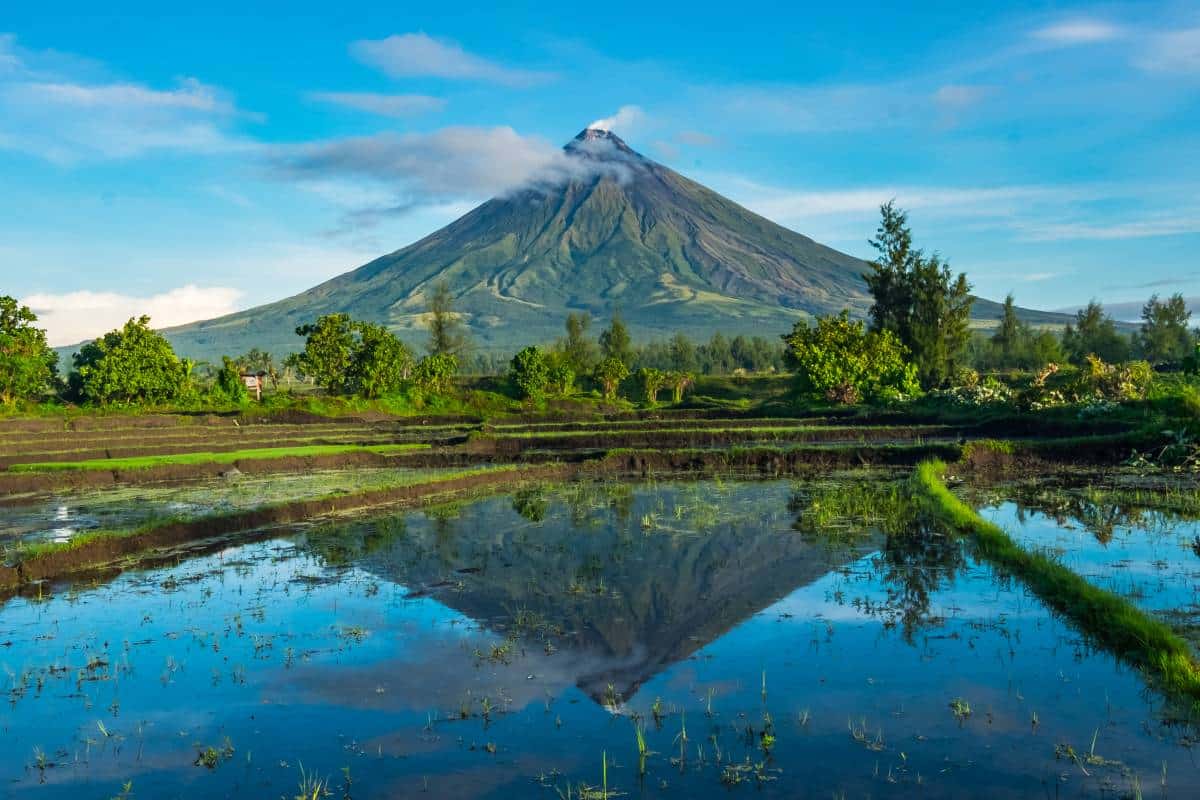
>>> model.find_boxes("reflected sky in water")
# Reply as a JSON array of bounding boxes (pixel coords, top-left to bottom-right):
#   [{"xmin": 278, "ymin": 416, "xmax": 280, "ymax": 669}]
[{"xmin": 0, "ymin": 480, "xmax": 1196, "ymax": 798}]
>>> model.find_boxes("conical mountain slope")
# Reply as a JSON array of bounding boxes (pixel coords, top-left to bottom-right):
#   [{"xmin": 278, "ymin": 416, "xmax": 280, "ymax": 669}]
[{"xmin": 162, "ymin": 128, "xmax": 1066, "ymax": 359}]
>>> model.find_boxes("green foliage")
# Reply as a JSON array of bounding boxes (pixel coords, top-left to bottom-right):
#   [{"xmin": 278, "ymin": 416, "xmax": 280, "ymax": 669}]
[
  {"xmin": 71, "ymin": 316, "xmax": 189, "ymax": 405},
  {"xmin": 593, "ymin": 356, "xmax": 630, "ymax": 400},
  {"xmin": 782, "ymin": 310, "xmax": 919, "ymax": 404},
  {"xmin": 1068, "ymin": 355, "xmax": 1153, "ymax": 402},
  {"xmin": 666, "ymin": 370, "xmax": 695, "ymax": 403},
  {"xmin": 0, "ymin": 296, "xmax": 57, "ymax": 405},
  {"xmin": 351, "ymin": 322, "xmax": 414, "ymax": 398},
  {"xmin": 637, "ymin": 367, "xmax": 667, "ymax": 405},
  {"xmin": 295, "ymin": 315, "xmax": 414, "ymax": 398},
  {"xmin": 214, "ymin": 356, "xmax": 249, "ymax": 403},
  {"xmin": 509, "ymin": 345, "xmax": 551, "ymax": 399},
  {"xmin": 1062, "ymin": 301, "xmax": 1130, "ymax": 364},
  {"xmin": 863, "ymin": 201, "xmax": 974, "ymax": 388},
  {"xmin": 561, "ymin": 312, "xmax": 598, "ymax": 373},
  {"xmin": 413, "ymin": 352, "xmax": 458, "ymax": 394},
  {"xmin": 427, "ymin": 279, "xmax": 469, "ymax": 357},
  {"xmin": 546, "ymin": 356, "xmax": 576, "ymax": 397},
  {"xmin": 1137, "ymin": 293, "xmax": 1192, "ymax": 365},
  {"xmin": 294, "ymin": 314, "xmax": 357, "ymax": 393},
  {"xmin": 598, "ymin": 310, "xmax": 633, "ymax": 365}
]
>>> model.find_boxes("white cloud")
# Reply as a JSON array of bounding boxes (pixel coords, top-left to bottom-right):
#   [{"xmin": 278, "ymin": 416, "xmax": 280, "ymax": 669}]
[
  {"xmin": 1136, "ymin": 28, "xmax": 1200, "ymax": 73},
  {"xmin": 0, "ymin": 36, "xmax": 252, "ymax": 163},
  {"xmin": 23, "ymin": 285, "xmax": 244, "ymax": 346},
  {"xmin": 350, "ymin": 33, "xmax": 555, "ymax": 87},
  {"xmin": 1030, "ymin": 19, "xmax": 1125, "ymax": 45},
  {"xmin": 933, "ymin": 84, "xmax": 989, "ymax": 110},
  {"xmin": 308, "ymin": 91, "xmax": 446, "ymax": 117},
  {"xmin": 717, "ymin": 177, "xmax": 1077, "ymax": 222},
  {"xmin": 1020, "ymin": 213, "xmax": 1200, "ymax": 241},
  {"xmin": 676, "ymin": 130, "xmax": 717, "ymax": 147},
  {"xmin": 588, "ymin": 105, "xmax": 643, "ymax": 134}
]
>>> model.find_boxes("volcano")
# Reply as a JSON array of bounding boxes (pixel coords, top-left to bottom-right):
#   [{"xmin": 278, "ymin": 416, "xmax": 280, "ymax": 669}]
[{"xmin": 162, "ymin": 127, "xmax": 1068, "ymax": 359}]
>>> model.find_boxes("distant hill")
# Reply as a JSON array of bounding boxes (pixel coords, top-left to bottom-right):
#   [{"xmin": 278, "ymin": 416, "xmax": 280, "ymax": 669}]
[{"xmin": 159, "ymin": 127, "xmax": 1074, "ymax": 361}]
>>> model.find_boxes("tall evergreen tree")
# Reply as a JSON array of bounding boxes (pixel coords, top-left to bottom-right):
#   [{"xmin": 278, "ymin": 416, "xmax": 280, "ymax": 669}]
[
  {"xmin": 1138, "ymin": 293, "xmax": 1192, "ymax": 365},
  {"xmin": 427, "ymin": 280, "xmax": 469, "ymax": 357},
  {"xmin": 562, "ymin": 312, "xmax": 598, "ymax": 372},
  {"xmin": 992, "ymin": 293, "xmax": 1021, "ymax": 361},
  {"xmin": 598, "ymin": 310, "xmax": 633, "ymax": 365},
  {"xmin": 863, "ymin": 201, "xmax": 974, "ymax": 387}
]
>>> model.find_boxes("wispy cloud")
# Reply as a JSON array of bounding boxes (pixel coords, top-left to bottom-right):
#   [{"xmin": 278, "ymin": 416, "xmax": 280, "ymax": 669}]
[
  {"xmin": 676, "ymin": 130, "xmax": 717, "ymax": 147},
  {"xmin": 23, "ymin": 285, "xmax": 244, "ymax": 346},
  {"xmin": 0, "ymin": 35, "xmax": 252, "ymax": 163},
  {"xmin": 1020, "ymin": 213, "xmax": 1200, "ymax": 241},
  {"xmin": 1136, "ymin": 27, "xmax": 1200, "ymax": 73},
  {"xmin": 351, "ymin": 33, "xmax": 556, "ymax": 87},
  {"xmin": 1030, "ymin": 18, "xmax": 1125, "ymax": 46},
  {"xmin": 308, "ymin": 91, "xmax": 446, "ymax": 117}
]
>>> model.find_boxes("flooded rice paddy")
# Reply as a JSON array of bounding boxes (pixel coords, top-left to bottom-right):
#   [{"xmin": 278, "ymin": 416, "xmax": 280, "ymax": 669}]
[
  {"xmin": 0, "ymin": 468, "xmax": 487, "ymax": 548},
  {"xmin": 1, "ymin": 478, "xmax": 1198, "ymax": 798}
]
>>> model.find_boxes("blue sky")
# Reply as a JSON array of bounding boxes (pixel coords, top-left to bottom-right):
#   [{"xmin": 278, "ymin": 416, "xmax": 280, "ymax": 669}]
[{"xmin": 2, "ymin": 1, "xmax": 1198, "ymax": 344}]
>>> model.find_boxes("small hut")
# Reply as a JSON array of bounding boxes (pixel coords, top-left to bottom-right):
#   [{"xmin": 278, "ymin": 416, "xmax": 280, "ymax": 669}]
[{"xmin": 240, "ymin": 371, "xmax": 266, "ymax": 401}]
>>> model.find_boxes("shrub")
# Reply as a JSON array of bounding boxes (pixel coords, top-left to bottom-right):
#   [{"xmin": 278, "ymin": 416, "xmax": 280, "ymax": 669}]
[
  {"xmin": 214, "ymin": 356, "xmax": 248, "ymax": 403},
  {"xmin": 782, "ymin": 310, "xmax": 919, "ymax": 404},
  {"xmin": 510, "ymin": 346, "xmax": 550, "ymax": 400},
  {"xmin": 413, "ymin": 353, "xmax": 458, "ymax": 394}
]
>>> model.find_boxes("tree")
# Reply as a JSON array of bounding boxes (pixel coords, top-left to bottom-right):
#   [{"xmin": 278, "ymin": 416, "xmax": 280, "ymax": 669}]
[
  {"xmin": 593, "ymin": 356, "xmax": 629, "ymax": 400},
  {"xmin": 214, "ymin": 356, "xmax": 248, "ymax": 403},
  {"xmin": 413, "ymin": 353, "xmax": 458, "ymax": 394},
  {"xmin": 547, "ymin": 359, "xmax": 576, "ymax": 397},
  {"xmin": 427, "ymin": 280, "xmax": 468, "ymax": 357},
  {"xmin": 71, "ymin": 316, "xmax": 189, "ymax": 405},
  {"xmin": 992, "ymin": 294, "xmax": 1021, "ymax": 362},
  {"xmin": 1138, "ymin": 293, "xmax": 1191, "ymax": 365},
  {"xmin": 598, "ymin": 310, "xmax": 633, "ymax": 365},
  {"xmin": 0, "ymin": 296, "xmax": 57, "ymax": 405},
  {"xmin": 638, "ymin": 367, "xmax": 667, "ymax": 405},
  {"xmin": 782, "ymin": 310, "xmax": 919, "ymax": 404},
  {"xmin": 562, "ymin": 312, "xmax": 597, "ymax": 373},
  {"xmin": 1062, "ymin": 301, "xmax": 1129, "ymax": 364},
  {"xmin": 863, "ymin": 201, "xmax": 974, "ymax": 388},
  {"xmin": 666, "ymin": 371, "xmax": 695, "ymax": 404},
  {"xmin": 509, "ymin": 346, "xmax": 550, "ymax": 400},
  {"xmin": 668, "ymin": 332, "xmax": 697, "ymax": 373},
  {"xmin": 351, "ymin": 322, "xmax": 414, "ymax": 398},
  {"xmin": 294, "ymin": 314, "xmax": 357, "ymax": 393}
]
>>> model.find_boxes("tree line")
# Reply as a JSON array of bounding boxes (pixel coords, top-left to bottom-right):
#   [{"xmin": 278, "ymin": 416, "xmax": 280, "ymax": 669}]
[{"xmin": 1, "ymin": 203, "xmax": 1195, "ymax": 408}]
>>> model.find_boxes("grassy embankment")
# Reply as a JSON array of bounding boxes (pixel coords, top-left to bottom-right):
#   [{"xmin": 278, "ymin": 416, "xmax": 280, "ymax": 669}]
[
  {"xmin": 913, "ymin": 459, "xmax": 1200, "ymax": 708},
  {"xmin": 6, "ymin": 443, "xmax": 430, "ymax": 472}
]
